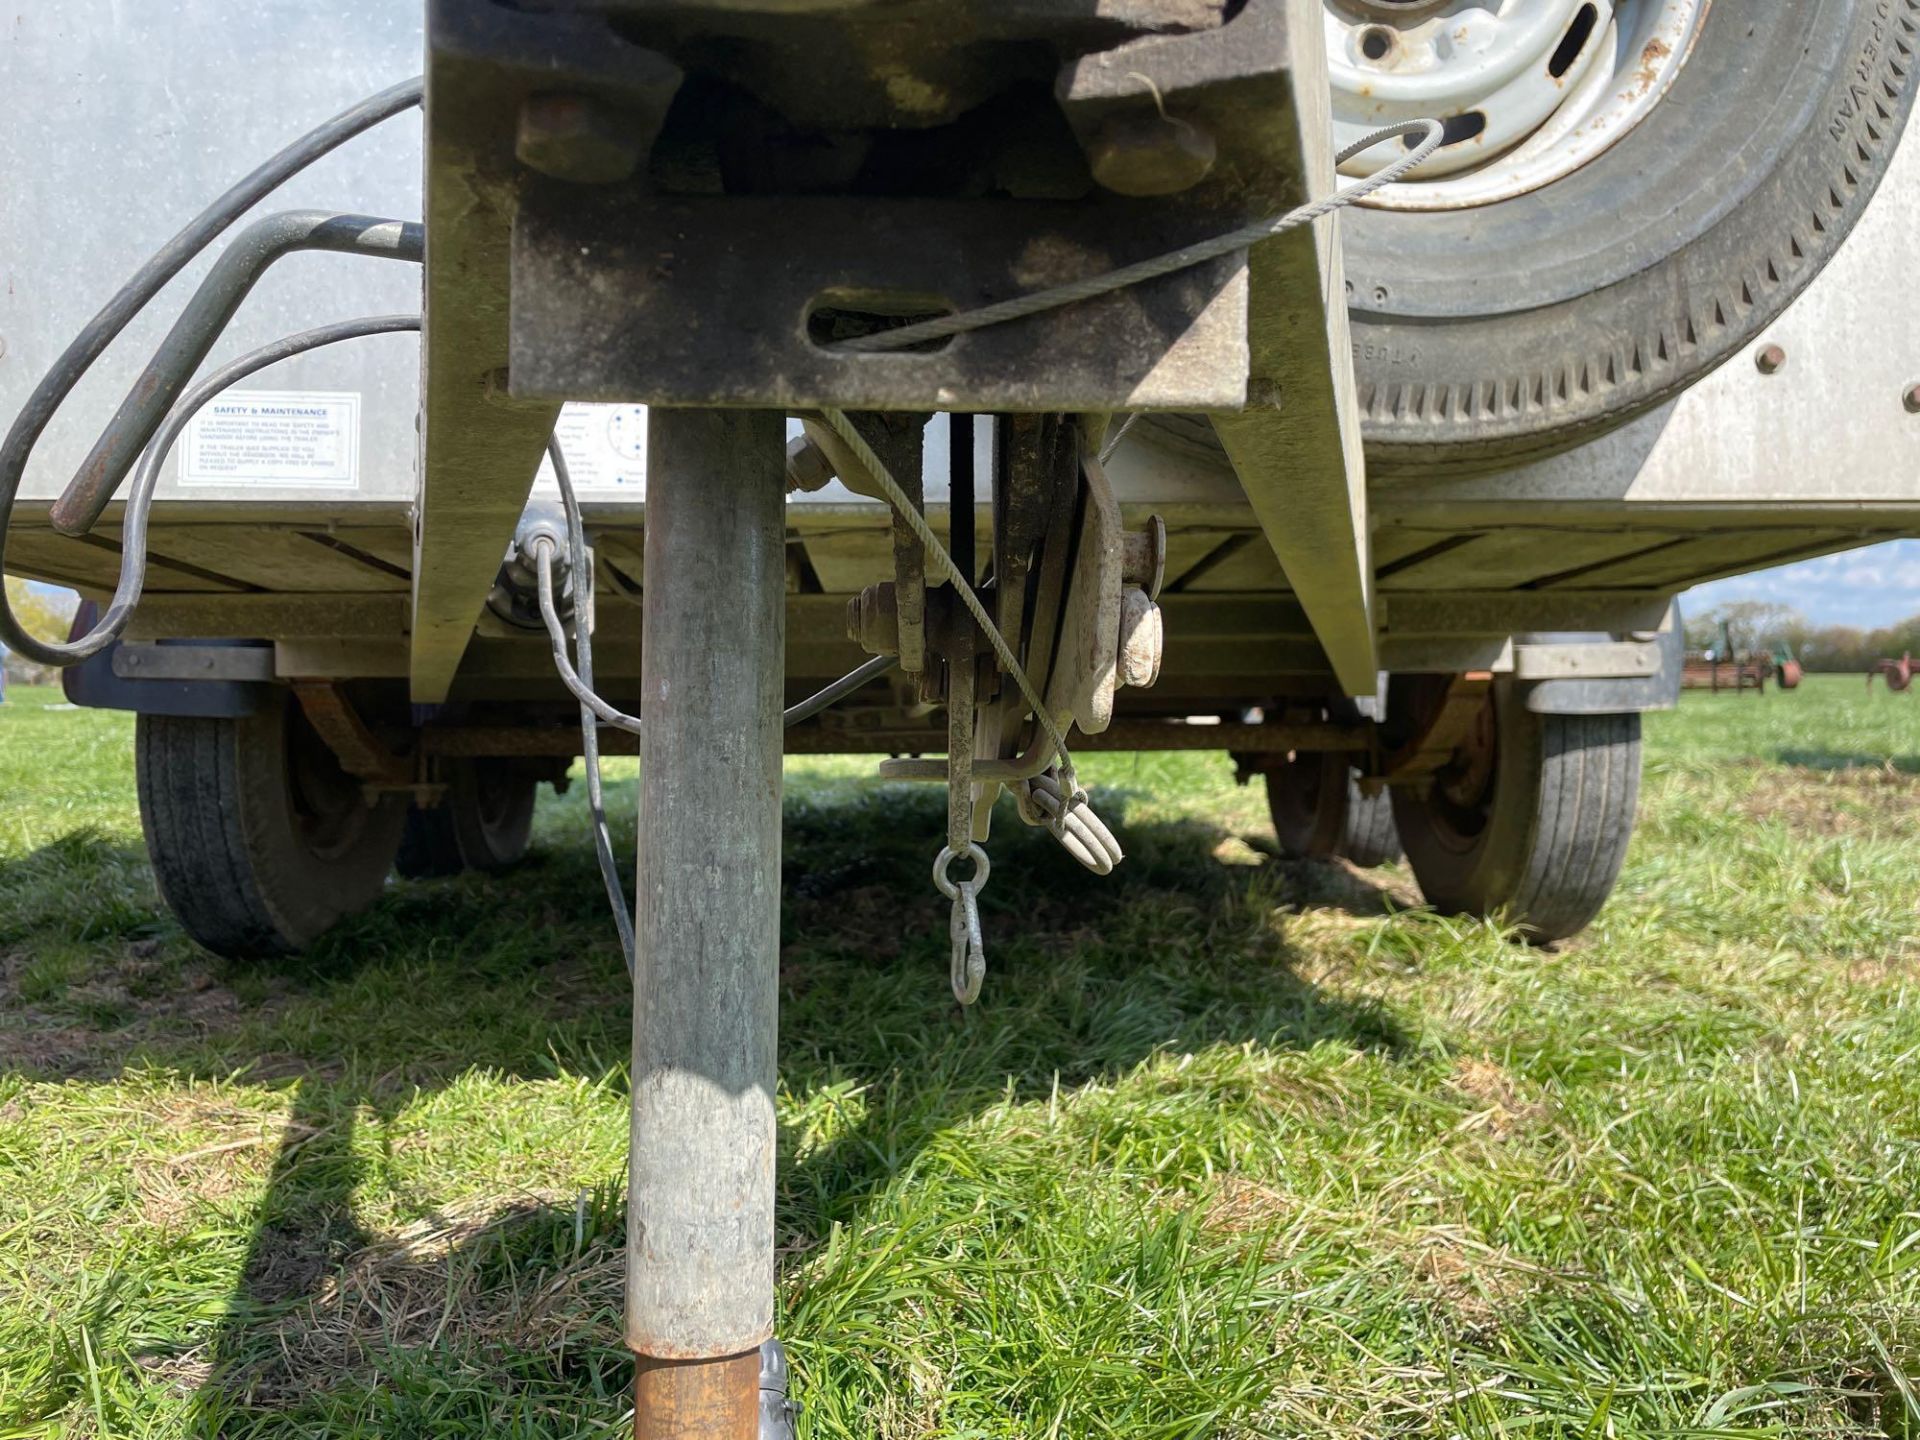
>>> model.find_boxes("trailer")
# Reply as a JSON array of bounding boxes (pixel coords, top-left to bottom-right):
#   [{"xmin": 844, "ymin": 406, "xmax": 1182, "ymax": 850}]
[{"xmin": 4, "ymin": 2, "xmax": 1917, "ymax": 1434}]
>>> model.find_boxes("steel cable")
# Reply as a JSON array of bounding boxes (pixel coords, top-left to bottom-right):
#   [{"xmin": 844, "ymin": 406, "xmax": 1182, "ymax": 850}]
[{"xmin": 831, "ymin": 119, "xmax": 1444, "ymax": 356}]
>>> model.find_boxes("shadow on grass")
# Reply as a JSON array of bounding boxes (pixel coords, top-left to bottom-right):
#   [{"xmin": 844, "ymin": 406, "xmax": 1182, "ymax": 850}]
[
  {"xmin": 1, "ymin": 784, "xmax": 1411, "ymax": 1434},
  {"xmin": 1776, "ymin": 747, "xmax": 1920, "ymax": 775}
]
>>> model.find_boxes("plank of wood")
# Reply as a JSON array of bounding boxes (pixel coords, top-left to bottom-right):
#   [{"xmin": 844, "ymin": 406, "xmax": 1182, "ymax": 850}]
[
  {"xmin": 1158, "ymin": 529, "xmax": 1245, "ymax": 591},
  {"xmin": 11, "ymin": 527, "xmax": 243, "ymax": 593},
  {"xmin": 1179, "ymin": 536, "xmax": 1292, "ymax": 593},
  {"xmin": 1536, "ymin": 529, "xmax": 1856, "ymax": 590},
  {"xmin": 798, "ymin": 529, "xmax": 895, "ymax": 595},
  {"xmin": 1378, "ymin": 527, "xmax": 1650, "ymax": 592},
  {"xmin": 323, "ymin": 526, "xmax": 419, "ymax": 573},
  {"xmin": 124, "ymin": 527, "xmax": 408, "ymax": 592}
]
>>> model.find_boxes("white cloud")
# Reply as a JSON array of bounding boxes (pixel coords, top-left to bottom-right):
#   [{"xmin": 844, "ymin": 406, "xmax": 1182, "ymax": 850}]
[{"xmin": 1683, "ymin": 539, "xmax": 1920, "ymax": 627}]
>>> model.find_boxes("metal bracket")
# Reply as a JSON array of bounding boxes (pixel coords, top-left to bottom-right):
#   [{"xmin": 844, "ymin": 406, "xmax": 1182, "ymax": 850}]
[
  {"xmin": 1379, "ymin": 671, "xmax": 1494, "ymax": 781},
  {"xmin": 112, "ymin": 643, "xmax": 275, "ymax": 683},
  {"xmin": 289, "ymin": 680, "xmax": 412, "ymax": 786}
]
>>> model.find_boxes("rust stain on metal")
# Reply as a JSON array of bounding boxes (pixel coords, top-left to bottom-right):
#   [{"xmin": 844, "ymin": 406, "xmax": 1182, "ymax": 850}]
[
  {"xmin": 1632, "ymin": 37, "xmax": 1671, "ymax": 97},
  {"xmin": 633, "ymin": 1349, "xmax": 759, "ymax": 1440}
]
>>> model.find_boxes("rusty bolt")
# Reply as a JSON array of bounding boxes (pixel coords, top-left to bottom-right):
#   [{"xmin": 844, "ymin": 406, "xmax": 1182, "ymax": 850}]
[
  {"xmin": 516, "ymin": 94, "xmax": 644, "ymax": 185},
  {"xmin": 1754, "ymin": 343, "xmax": 1786, "ymax": 375},
  {"xmin": 785, "ymin": 435, "xmax": 837, "ymax": 494},
  {"xmin": 846, "ymin": 583, "xmax": 900, "ymax": 657},
  {"xmin": 1117, "ymin": 586, "xmax": 1164, "ymax": 690},
  {"xmin": 1903, "ymin": 384, "xmax": 1920, "ymax": 414},
  {"xmin": 1086, "ymin": 112, "xmax": 1217, "ymax": 197}
]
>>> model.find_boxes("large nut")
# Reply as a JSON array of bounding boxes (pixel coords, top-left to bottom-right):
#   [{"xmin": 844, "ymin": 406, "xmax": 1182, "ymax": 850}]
[
  {"xmin": 846, "ymin": 582, "xmax": 900, "ymax": 656},
  {"xmin": 785, "ymin": 435, "xmax": 837, "ymax": 494},
  {"xmin": 517, "ymin": 94, "xmax": 645, "ymax": 185},
  {"xmin": 1086, "ymin": 112, "xmax": 1216, "ymax": 197},
  {"xmin": 1117, "ymin": 586, "xmax": 1163, "ymax": 689}
]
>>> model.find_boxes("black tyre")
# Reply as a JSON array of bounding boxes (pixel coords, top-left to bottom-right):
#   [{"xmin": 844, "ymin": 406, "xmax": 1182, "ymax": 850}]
[
  {"xmin": 1339, "ymin": 0, "xmax": 1919, "ymax": 470},
  {"xmin": 1388, "ymin": 678, "xmax": 1641, "ymax": 943},
  {"xmin": 136, "ymin": 690, "xmax": 407, "ymax": 959},
  {"xmin": 1267, "ymin": 753, "xmax": 1401, "ymax": 868},
  {"xmin": 395, "ymin": 759, "xmax": 539, "ymax": 878},
  {"xmin": 1265, "ymin": 695, "xmax": 1401, "ymax": 868}
]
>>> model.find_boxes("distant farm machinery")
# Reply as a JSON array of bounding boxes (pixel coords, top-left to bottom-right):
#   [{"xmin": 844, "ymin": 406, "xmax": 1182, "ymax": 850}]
[
  {"xmin": 1868, "ymin": 654, "xmax": 1916, "ymax": 692},
  {"xmin": 1682, "ymin": 623, "xmax": 1801, "ymax": 695}
]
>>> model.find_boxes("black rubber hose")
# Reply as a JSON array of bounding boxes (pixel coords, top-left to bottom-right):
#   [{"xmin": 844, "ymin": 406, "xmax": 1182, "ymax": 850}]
[
  {"xmin": 0, "ymin": 75, "xmax": 422, "ymax": 666},
  {"xmin": 23, "ymin": 316, "xmax": 422, "ymax": 667},
  {"xmin": 56, "ymin": 212, "xmax": 424, "ymax": 537}
]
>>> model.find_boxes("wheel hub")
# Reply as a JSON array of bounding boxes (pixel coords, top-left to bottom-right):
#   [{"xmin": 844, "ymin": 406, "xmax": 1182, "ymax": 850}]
[{"xmin": 1326, "ymin": 0, "xmax": 1705, "ymax": 209}]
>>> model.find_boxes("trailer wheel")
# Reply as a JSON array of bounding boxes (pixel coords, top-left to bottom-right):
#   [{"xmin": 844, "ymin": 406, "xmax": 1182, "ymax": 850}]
[
  {"xmin": 1267, "ymin": 753, "xmax": 1400, "ymax": 868},
  {"xmin": 1388, "ymin": 678, "xmax": 1641, "ymax": 943},
  {"xmin": 136, "ymin": 690, "xmax": 406, "ymax": 959},
  {"xmin": 1336, "ymin": 0, "xmax": 1920, "ymax": 470},
  {"xmin": 1264, "ymin": 698, "xmax": 1400, "ymax": 868},
  {"xmin": 395, "ymin": 760, "xmax": 538, "ymax": 878}
]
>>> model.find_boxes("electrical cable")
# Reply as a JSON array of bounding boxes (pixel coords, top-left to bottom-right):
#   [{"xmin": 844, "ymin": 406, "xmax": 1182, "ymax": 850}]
[
  {"xmin": 543, "ymin": 439, "xmax": 637, "ymax": 971},
  {"xmin": 811, "ymin": 121, "xmax": 1443, "ymax": 817},
  {"xmin": 16, "ymin": 315, "xmax": 423, "ymax": 666},
  {"xmin": 532, "ymin": 539, "xmax": 899, "ymax": 736},
  {"xmin": 832, "ymin": 119, "xmax": 1444, "ymax": 356},
  {"xmin": 0, "ymin": 75, "xmax": 424, "ymax": 666},
  {"xmin": 532, "ymin": 452, "xmax": 901, "ymax": 969}
]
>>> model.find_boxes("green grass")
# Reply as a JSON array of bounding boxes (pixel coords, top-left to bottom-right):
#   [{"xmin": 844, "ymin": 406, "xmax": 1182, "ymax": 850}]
[{"xmin": 3, "ymin": 675, "xmax": 1919, "ymax": 1437}]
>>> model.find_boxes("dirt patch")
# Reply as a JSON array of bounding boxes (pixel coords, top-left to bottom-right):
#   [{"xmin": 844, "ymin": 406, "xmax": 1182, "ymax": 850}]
[
  {"xmin": 1449, "ymin": 1056, "xmax": 1546, "ymax": 1140},
  {"xmin": 132, "ymin": 1114, "xmax": 314, "ymax": 1231},
  {"xmin": 0, "ymin": 941, "xmax": 265, "ymax": 1079},
  {"xmin": 1406, "ymin": 1225, "xmax": 1532, "ymax": 1327},
  {"xmin": 210, "ymin": 1194, "xmax": 623, "ymax": 1405},
  {"xmin": 1741, "ymin": 766, "xmax": 1920, "ymax": 837},
  {"xmin": 1203, "ymin": 1175, "xmax": 1294, "ymax": 1234}
]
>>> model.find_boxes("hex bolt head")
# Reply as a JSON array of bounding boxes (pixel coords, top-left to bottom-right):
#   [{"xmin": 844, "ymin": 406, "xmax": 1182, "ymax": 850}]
[
  {"xmin": 1754, "ymin": 343, "xmax": 1786, "ymax": 375},
  {"xmin": 846, "ymin": 583, "xmax": 900, "ymax": 656},
  {"xmin": 1904, "ymin": 384, "xmax": 1920, "ymax": 414},
  {"xmin": 1086, "ymin": 112, "xmax": 1217, "ymax": 197},
  {"xmin": 784, "ymin": 435, "xmax": 837, "ymax": 494},
  {"xmin": 516, "ymin": 94, "xmax": 644, "ymax": 185}
]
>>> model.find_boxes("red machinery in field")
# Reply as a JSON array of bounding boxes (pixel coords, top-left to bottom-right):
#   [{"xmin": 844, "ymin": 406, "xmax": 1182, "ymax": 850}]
[
  {"xmin": 1682, "ymin": 622, "xmax": 1777, "ymax": 694},
  {"xmin": 1868, "ymin": 654, "xmax": 1915, "ymax": 691}
]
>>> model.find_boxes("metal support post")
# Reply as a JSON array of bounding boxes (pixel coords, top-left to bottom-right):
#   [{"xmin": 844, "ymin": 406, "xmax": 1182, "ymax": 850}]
[{"xmin": 631, "ymin": 409, "xmax": 787, "ymax": 1438}]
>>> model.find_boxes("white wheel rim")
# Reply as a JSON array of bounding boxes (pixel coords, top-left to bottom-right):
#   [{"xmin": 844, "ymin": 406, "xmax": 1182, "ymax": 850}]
[{"xmin": 1327, "ymin": 0, "xmax": 1707, "ymax": 210}]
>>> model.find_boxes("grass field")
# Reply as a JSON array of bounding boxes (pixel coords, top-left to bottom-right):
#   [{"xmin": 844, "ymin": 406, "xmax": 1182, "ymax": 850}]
[{"xmin": 2, "ymin": 675, "xmax": 1919, "ymax": 1437}]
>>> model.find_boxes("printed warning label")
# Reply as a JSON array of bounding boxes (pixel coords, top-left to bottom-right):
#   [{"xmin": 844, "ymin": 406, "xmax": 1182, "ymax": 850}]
[
  {"xmin": 179, "ymin": 390, "xmax": 360, "ymax": 488},
  {"xmin": 535, "ymin": 403, "xmax": 648, "ymax": 495}
]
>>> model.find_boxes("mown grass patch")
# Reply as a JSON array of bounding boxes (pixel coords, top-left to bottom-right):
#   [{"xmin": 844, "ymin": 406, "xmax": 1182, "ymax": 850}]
[{"xmin": 2, "ymin": 676, "xmax": 1918, "ymax": 1437}]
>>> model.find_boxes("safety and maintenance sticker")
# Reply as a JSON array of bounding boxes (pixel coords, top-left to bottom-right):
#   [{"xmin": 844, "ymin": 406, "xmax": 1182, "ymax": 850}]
[{"xmin": 178, "ymin": 390, "xmax": 361, "ymax": 488}]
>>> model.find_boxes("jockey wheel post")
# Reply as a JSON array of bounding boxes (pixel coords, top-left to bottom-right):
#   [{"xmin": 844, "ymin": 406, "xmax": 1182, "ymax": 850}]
[{"xmin": 630, "ymin": 409, "xmax": 787, "ymax": 1439}]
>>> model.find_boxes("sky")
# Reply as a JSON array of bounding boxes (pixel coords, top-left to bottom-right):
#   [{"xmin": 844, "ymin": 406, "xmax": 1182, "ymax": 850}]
[{"xmin": 1681, "ymin": 539, "xmax": 1920, "ymax": 630}]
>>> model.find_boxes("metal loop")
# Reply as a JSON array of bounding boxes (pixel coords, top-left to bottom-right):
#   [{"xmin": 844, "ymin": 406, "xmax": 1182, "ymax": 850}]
[
  {"xmin": 931, "ymin": 842, "xmax": 991, "ymax": 900},
  {"xmin": 949, "ymin": 881, "xmax": 986, "ymax": 1006}
]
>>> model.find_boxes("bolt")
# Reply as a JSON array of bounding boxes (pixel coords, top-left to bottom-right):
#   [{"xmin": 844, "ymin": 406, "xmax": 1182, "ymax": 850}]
[
  {"xmin": 784, "ymin": 435, "xmax": 837, "ymax": 494},
  {"xmin": 1904, "ymin": 384, "xmax": 1920, "ymax": 414},
  {"xmin": 516, "ymin": 94, "xmax": 644, "ymax": 185},
  {"xmin": 1086, "ymin": 111, "xmax": 1217, "ymax": 197},
  {"xmin": 1754, "ymin": 343, "xmax": 1786, "ymax": 375},
  {"xmin": 846, "ymin": 583, "xmax": 900, "ymax": 657}
]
